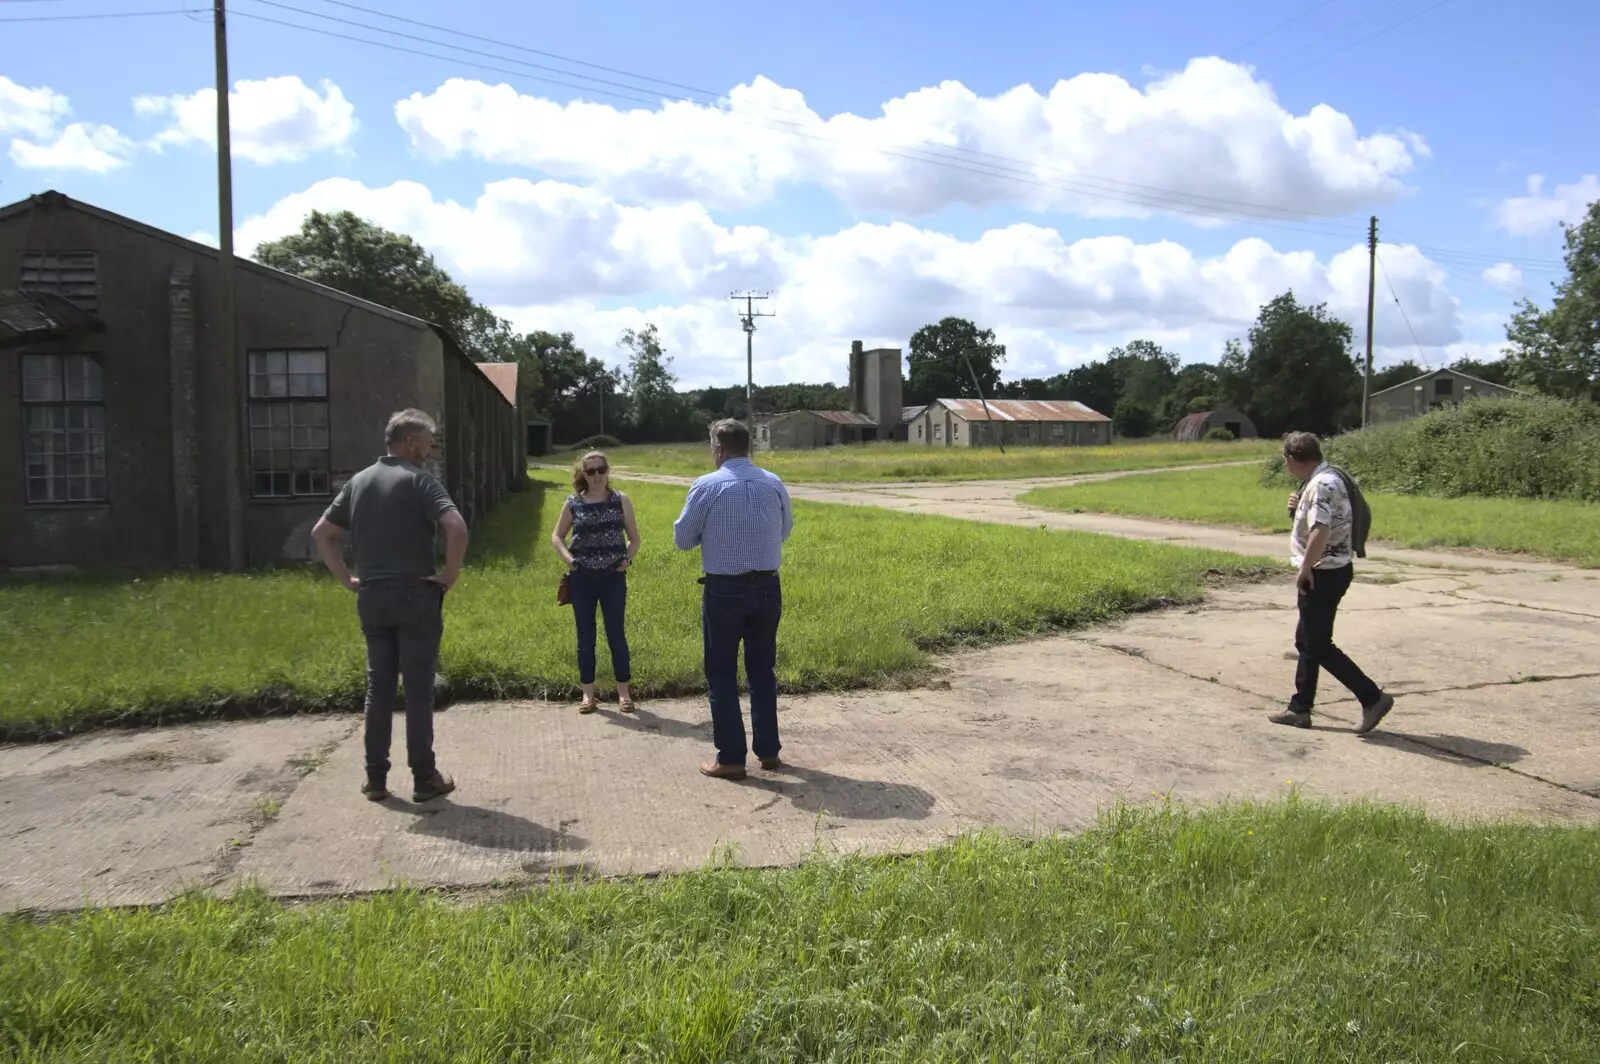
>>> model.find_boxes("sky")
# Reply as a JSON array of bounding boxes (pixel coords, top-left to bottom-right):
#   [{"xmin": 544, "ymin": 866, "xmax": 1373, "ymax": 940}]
[{"xmin": 2, "ymin": 0, "xmax": 1597, "ymax": 390}]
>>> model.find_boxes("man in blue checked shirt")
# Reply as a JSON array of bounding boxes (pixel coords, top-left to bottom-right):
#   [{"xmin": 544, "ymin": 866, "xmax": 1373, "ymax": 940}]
[{"xmin": 673, "ymin": 419, "xmax": 794, "ymax": 780}]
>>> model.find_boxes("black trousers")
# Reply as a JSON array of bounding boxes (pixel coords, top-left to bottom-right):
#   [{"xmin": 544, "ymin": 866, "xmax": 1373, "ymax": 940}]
[
  {"xmin": 356, "ymin": 580, "xmax": 443, "ymax": 785},
  {"xmin": 1291, "ymin": 563, "xmax": 1382, "ymax": 712}
]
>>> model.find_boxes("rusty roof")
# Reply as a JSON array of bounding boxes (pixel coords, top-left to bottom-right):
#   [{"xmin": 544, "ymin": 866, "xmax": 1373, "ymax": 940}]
[
  {"xmin": 0, "ymin": 288, "xmax": 103, "ymax": 349},
  {"xmin": 771, "ymin": 409, "xmax": 879, "ymax": 426},
  {"xmin": 901, "ymin": 404, "xmax": 928, "ymax": 423},
  {"xmin": 476, "ymin": 362, "xmax": 519, "ymax": 406},
  {"xmin": 936, "ymin": 398, "xmax": 1110, "ymax": 423}
]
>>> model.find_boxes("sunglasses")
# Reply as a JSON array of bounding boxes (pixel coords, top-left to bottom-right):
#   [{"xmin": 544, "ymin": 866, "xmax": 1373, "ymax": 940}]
[{"xmin": 584, "ymin": 465, "xmax": 608, "ymax": 475}]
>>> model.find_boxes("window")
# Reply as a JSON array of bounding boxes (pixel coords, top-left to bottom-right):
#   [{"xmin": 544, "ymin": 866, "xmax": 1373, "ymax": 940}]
[
  {"xmin": 916, "ymin": 424, "xmax": 923, "ymax": 439},
  {"xmin": 21, "ymin": 354, "xmax": 107, "ymax": 503},
  {"xmin": 933, "ymin": 422, "xmax": 944, "ymax": 441},
  {"xmin": 248, "ymin": 349, "xmax": 330, "ymax": 498},
  {"xmin": 21, "ymin": 252, "xmax": 100, "ymax": 314},
  {"xmin": 1435, "ymin": 378, "xmax": 1454, "ymax": 397}
]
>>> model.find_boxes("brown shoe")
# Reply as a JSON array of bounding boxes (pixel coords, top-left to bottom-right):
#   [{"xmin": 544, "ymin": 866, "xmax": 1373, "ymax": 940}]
[
  {"xmin": 412, "ymin": 770, "xmax": 456, "ymax": 803},
  {"xmin": 699, "ymin": 760, "xmax": 747, "ymax": 780},
  {"xmin": 1269, "ymin": 708, "xmax": 1313, "ymax": 729},
  {"xmin": 759, "ymin": 757, "xmax": 784, "ymax": 771}
]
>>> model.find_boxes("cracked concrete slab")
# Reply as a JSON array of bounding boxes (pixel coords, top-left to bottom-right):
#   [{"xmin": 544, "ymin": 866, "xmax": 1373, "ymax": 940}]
[{"xmin": 4, "ymin": 469, "xmax": 1597, "ymax": 912}]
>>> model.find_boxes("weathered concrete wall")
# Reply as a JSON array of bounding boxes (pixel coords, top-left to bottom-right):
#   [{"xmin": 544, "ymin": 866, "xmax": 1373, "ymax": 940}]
[{"xmin": 1369, "ymin": 372, "xmax": 1519, "ymax": 426}]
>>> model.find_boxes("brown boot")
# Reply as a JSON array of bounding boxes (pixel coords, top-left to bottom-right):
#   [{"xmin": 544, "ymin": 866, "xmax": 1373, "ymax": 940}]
[{"xmin": 699, "ymin": 761, "xmax": 747, "ymax": 780}]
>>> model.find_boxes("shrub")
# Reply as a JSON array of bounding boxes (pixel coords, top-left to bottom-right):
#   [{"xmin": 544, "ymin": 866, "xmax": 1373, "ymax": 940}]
[
  {"xmin": 570, "ymin": 434, "xmax": 623, "ymax": 451},
  {"xmin": 1258, "ymin": 397, "xmax": 1600, "ymax": 501},
  {"xmin": 1203, "ymin": 427, "xmax": 1236, "ymax": 442}
]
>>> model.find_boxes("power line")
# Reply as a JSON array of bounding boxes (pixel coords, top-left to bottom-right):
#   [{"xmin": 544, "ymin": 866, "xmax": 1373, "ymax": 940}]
[
  {"xmin": 1376, "ymin": 249, "xmax": 1432, "ymax": 367},
  {"xmin": 0, "ymin": 7, "xmax": 190, "ymax": 21},
  {"xmin": 230, "ymin": 3, "xmax": 1375, "ymax": 238}
]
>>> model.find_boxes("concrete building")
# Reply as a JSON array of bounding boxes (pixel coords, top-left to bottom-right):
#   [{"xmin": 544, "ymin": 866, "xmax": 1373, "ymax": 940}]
[
  {"xmin": 1368, "ymin": 367, "xmax": 1522, "ymax": 425},
  {"xmin": 754, "ymin": 341, "xmax": 905, "ymax": 450},
  {"xmin": 0, "ymin": 190, "xmax": 524, "ymax": 571},
  {"xmin": 1171, "ymin": 408, "xmax": 1258, "ymax": 441},
  {"xmin": 908, "ymin": 399, "xmax": 1112, "ymax": 447}
]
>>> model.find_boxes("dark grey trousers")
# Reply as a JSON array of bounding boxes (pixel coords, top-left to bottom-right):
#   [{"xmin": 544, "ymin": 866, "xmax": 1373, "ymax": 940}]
[{"xmin": 356, "ymin": 580, "xmax": 443, "ymax": 785}]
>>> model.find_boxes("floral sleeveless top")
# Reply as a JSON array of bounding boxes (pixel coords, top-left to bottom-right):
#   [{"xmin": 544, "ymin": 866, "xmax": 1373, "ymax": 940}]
[{"xmin": 568, "ymin": 491, "xmax": 627, "ymax": 571}]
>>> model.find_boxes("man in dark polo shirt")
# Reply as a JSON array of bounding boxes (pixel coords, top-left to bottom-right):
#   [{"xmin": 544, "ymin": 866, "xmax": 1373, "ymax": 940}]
[{"xmin": 312, "ymin": 409, "xmax": 469, "ymax": 803}]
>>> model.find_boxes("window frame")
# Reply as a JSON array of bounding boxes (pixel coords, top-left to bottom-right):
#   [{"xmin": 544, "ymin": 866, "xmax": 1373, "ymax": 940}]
[
  {"xmin": 20, "ymin": 352, "xmax": 108, "ymax": 505},
  {"xmin": 1435, "ymin": 378, "xmax": 1455, "ymax": 397},
  {"xmin": 246, "ymin": 348, "xmax": 332, "ymax": 500}
]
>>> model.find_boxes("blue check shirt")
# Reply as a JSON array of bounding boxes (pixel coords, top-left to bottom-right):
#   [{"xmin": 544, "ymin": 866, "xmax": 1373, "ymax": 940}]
[{"xmin": 673, "ymin": 458, "xmax": 794, "ymax": 574}]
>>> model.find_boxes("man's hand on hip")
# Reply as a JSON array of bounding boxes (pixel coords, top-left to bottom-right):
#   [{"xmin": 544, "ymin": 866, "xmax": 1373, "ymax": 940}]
[
  {"xmin": 342, "ymin": 575, "xmax": 360, "ymax": 593},
  {"xmin": 427, "ymin": 567, "xmax": 460, "ymax": 592}
]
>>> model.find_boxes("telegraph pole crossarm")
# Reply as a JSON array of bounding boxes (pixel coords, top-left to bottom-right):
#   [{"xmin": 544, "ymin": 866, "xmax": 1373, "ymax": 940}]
[{"xmin": 731, "ymin": 292, "xmax": 775, "ymax": 424}]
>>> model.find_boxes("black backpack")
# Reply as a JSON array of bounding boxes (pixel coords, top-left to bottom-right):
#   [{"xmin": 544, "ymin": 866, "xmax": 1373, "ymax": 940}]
[{"xmin": 1330, "ymin": 466, "xmax": 1371, "ymax": 559}]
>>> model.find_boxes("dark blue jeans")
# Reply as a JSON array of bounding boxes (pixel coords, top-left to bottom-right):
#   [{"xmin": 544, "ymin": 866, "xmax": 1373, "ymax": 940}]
[
  {"xmin": 1290, "ymin": 563, "xmax": 1382, "ymax": 712},
  {"xmin": 571, "ymin": 568, "xmax": 631, "ymax": 684},
  {"xmin": 702, "ymin": 573, "xmax": 782, "ymax": 765},
  {"xmin": 356, "ymin": 580, "xmax": 443, "ymax": 786}
]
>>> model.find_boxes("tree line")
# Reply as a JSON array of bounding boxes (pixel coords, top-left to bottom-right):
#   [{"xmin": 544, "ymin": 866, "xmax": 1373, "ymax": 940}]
[{"xmin": 255, "ymin": 200, "xmax": 1599, "ymax": 446}]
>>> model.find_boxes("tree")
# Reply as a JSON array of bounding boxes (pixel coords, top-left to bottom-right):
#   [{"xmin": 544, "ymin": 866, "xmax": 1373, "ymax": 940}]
[
  {"xmin": 1157, "ymin": 362, "xmax": 1221, "ymax": 428},
  {"xmin": 1060, "ymin": 360, "xmax": 1122, "ymax": 418},
  {"xmin": 1504, "ymin": 198, "xmax": 1600, "ymax": 401},
  {"xmin": 1228, "ymin": 291, "xmax": 1360, "ymax": 436},
  {"xmin": 254, "ymin": 210, "xmax": 480, "ymax": 343},
  {"xmin": 1112, "ymin": 396, "xmax": 1158, "ymax": 438},
  {"xmin": 617, "ymin": 324, "xmax": 684, "ymax": 440},
  {"xmin": 906, "ymin": 317, "xmax": 1007, "ymax": 404},
  {"xmin": 1449, "ymin": 355, "xmax": 1515, "ymax": 387}
]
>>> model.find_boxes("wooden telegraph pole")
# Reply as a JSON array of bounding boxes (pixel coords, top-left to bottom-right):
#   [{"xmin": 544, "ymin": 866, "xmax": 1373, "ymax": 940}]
[
  {"xmin": 1361, "ymin": 215, "xmax": 1378, "ymax": 429},
  {"xmin": 214, "ymin": 0, "xmax": 244, "ymax": 569}
]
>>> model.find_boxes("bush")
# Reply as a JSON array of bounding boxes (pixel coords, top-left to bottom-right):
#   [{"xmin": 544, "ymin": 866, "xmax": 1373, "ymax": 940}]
[
  {"xmin": 569, "ymin": 434, "xmax": 624, "ymax": 451},
  {"xmin": 1203, "ymin": 427, "xmax": 1236, "ymax": 442},
  {"xmin": 1259, "ymin": 397, "xmax": 1600, "ymax": 501}
]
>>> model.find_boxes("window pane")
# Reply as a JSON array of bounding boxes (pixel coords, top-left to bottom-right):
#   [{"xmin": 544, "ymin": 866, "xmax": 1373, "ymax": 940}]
[
  {"xmin": 254, "ymin": 351, "xmax": 287, "ymax": 375},
  {"xmin": 288, "ymin": 350, "xmax": 326, "ymax": 374},
  {"xmin": 298, "ymin": 403, "xmax": 328, "ymax": 427},
  {"xmin": 21, "ymin": 356, "xmax": 63, "ymax": 402}
]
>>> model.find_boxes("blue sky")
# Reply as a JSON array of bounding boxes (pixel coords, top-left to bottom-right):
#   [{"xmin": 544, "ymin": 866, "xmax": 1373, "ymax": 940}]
[{"xmin": 3, "ymin": 0, "xmax": 1596, "ymax": 386}]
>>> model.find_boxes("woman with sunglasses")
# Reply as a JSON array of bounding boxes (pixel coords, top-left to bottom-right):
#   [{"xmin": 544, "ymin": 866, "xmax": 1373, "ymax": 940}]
[{"xmin": 551, "ymin": 450, "xmax": 641, "ymax": 713}]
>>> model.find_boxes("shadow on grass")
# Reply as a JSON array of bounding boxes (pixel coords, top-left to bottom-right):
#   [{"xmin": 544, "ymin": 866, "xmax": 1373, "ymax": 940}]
[
  {"xmin": 403, "ymin": 798, "xmax": 589, "ymax": 854},
  {"xmin": 1360, "ymin": 730, "xmax": 1530, "ymax": 767}
]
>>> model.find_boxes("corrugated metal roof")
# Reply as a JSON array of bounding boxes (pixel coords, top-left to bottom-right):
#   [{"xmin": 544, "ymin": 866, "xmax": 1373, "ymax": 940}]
[
  {"xmin": 476, "ymin": 362, "xmax": 519, "ymax": 406},
  {"xmin": 815, "ymin": 409, "xmax": 879, "ymax": 426},
  {"xmin": 937, "ymin": 398, "xmax": 1110, "ymax": 423},
  {"xmin": 901, "ymin": 404, "xmax": 928, "ymax": 423},
  {"xmin": 0, "ymin": 288, "xmax": 103, "ymax": 349}
]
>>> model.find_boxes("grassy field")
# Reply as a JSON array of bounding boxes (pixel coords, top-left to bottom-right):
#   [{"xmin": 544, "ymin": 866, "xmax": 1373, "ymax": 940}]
[
  {"xmin": 0, "ymin": 471, "xmax": 1266, "ymax": 740},
  {"xmin": 558, "ymin": 438, "xmax": 1277, "ymax": 482},
  {"xmin": 3, "ymin": 801, "xmax": 1596, "ymax": 1061},
  {"xmin": 1022, "ymin": 464, "xmax": 1600, "ymax": 567}
]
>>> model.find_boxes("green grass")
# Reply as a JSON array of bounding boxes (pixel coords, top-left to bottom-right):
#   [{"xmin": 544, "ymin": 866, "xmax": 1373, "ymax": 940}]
[
  {"xmin": 0, "ymin": 470, "xmax": 1266, "ymax": 740},
  {"xmin": 558, "ymin": 438, "xmax": 1277, "ymax": 482},
  {"xmin": 1022, "ymin": 464, "xmax": 1600, "ymax": 567},
  {"xmin": 3, "ymin": 801, "xmax": 1596, "ymax": 1061}
]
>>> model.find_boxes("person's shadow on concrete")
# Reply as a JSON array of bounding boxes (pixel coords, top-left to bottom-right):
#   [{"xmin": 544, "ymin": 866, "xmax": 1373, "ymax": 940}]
[
  {"xmin": 602, "ymin": 705, "xmax": 712, "ymax": 742},
  {"xmin": 403, "ymin": 799, "xmax": 589, "ymax": 854},
  {"xmin": 1361, "ymin": 731, "xmax": 1529, "ymax": 768},
  {"xmin": 745, "ymin": 764, "xmax": 936, "ymax": 821}
]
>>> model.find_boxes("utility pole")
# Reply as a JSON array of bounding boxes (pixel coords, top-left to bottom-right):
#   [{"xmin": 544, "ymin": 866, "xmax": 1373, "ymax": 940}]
[
  {"xmin": 960, "ymin": 352, "xmax": 1005, "ymax": 454},
  {"xmin": 214, "ymin": 0, "xmax": 244, "ymax": 570},
  {"xmin": 731, "ymin": 292, "xmax": 774, "ymax": 423},
  {"xmin": 1361, "ymin": 214, "xmax": 1378, "ymax": 429}
]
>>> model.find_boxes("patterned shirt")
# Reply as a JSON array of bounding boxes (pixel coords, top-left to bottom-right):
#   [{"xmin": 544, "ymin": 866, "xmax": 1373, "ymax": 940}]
[
  {"xmin": 1291, "ymin": 462, "xmax": 1354, "ymax": 570},
  {"xmin": 567, "ymin": 491, "xmax": 629, "ymax": 571},
  {"xmin": 673, "ymin": 458, "xmax": 793, "ymax": 574}
]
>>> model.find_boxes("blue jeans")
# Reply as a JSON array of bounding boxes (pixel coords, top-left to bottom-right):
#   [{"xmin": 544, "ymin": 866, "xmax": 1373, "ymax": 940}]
[
  {"xmin": 356, "ymin": 580, "xmax": 443, "ymax": 786},
  {"xmin": 702, "ymin": 573, "xmax": 782, "ymax": 765},
  {"xmin": 571, "ymin": 568, "xmax": 631, "ymax": 684}
]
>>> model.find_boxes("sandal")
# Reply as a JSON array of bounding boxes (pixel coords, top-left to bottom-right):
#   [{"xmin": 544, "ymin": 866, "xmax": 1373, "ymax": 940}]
[
  {"xmin": 578, "ymin": 697, "xmax": 599, "ymax": 714},
  {"xmin": 618, "ymin": 697, "xmax": 637, "ymax": 714}
]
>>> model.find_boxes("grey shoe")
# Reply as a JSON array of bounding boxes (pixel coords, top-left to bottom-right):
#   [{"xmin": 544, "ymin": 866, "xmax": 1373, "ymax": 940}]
[
  {"xmin": 1269, "ymin": 708, "xmax": 1313, "ymax": 729},
  {"xmin": 1356, "ymin": 694, "xmax": 1394, "ymax": 736},
  {"xmin": 360, "ymin": 780, "xmax": 390, "ymax": 802},
  {"xmin": 412, "ymin": 770, "xmax": 456, "ymax": 803}
]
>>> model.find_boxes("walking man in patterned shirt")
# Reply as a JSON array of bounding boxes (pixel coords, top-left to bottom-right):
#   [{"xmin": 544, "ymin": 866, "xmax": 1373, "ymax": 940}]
[
  {"xmin": 673, "ymin": 419, "xmax": 794, "ymax": 780},
  {"xmin": 1270, "ymin": 431, "xmax": 1395, "ymax": 734}
]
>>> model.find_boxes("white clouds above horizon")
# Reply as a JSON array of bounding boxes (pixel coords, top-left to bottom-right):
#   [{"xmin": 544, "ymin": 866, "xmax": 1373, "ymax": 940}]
[
  {"xmin": 1, "ymin": 74, "xmax": 133, "ymax": 173},
  {"xmin": 237, "ymin": 176, "xmax": 1469, "ymax": 387},
  {"xmin": 1493, "ymin": 173, "xmax": 1599, "ymax": 236},
  {"xmin": 135, "ymin": 76, "xmax": 356, "ymax": 164},
  {"xmin": 394, "ymin": 58, "xmax": 1425, "ymax": 220}
]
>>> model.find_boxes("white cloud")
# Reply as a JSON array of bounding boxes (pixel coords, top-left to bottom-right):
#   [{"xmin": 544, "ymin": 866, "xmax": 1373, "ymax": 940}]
[
  {"xmin": 135, "ymin": 76, "xmax": 356, "ymax": 164},
  {"xmin": 0, "ymin": 75, "xmax": 71, "ymax": 139},
  {"xmin": 2, "ymin": 75, "xmax": 133, "ymax": 173},
  {"xmin": 238, "ymin": 177, "xmax": 1468, "ymax": 388},
  {"xmin": 1493, "ymin": 173, "xmax": 1600, "ymax": 236},
  {"xmin": 395, "ymin": 58, "xmax": 1424, "ymax": 220},
  {"xmin": 1482, "ymin": 262, "xmax": 1523, "ymax": 292}
]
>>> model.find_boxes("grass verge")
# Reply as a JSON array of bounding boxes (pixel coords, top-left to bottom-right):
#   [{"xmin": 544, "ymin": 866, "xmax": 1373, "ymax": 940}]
[
  {"xmin": 563, "ymin": 438, "xmax": 1277, "ymax": 482},
  {"xmin": 1021, "ymin": 464, "xmax": 1600, "ymax": 567},
  {"xmin": 3, "ymin": 801, "xmax": 1596, "ymax": 1061},
  {"xmin": 0, "ymin": 471, "xmax": 1266, "ymax": 740}
]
